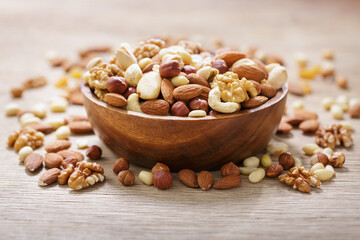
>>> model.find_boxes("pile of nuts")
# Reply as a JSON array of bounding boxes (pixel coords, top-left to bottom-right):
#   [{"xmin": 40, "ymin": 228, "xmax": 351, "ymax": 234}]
[{"xmin": 84, "ymin": 38, "xmax": 288, "ymax": 117}]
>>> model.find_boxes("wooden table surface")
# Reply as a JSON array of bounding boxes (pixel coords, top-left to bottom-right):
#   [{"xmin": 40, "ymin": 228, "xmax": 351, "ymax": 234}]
[{"xmin": 1, "ymin": 0, "xmax": 360, "ymax": 239}]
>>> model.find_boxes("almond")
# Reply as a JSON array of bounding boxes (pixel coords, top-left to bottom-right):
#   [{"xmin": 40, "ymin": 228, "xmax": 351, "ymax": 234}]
[
  {"xmin": 186, "ymin": 73, "xmax": 210, "ymax": 87},
  {"xmin": 140, "ymin": 99, "xmax": 170, "ymax": 116},
  {"xmin": 253, "ymin": 59, "xmax": 269, "ymax": 79},
  {"xmin": 26, "ymin": 123, "xmax": 54, "ymax": 134},
  {"xmin": 68, "ymin": 121, "xmax": 93, "ymax": 133},
  {"xmin": 294, "ymin": 109, "xmax": 318, "ymax": 120},
  {"xmin": 215, "ymin": 51, "xmax": 246, "ymax": 67},
  {"xmin": 178, "ymin": 169, "xmax": 199, "ymax": 188},
  {"xmin": 24, "ymin": 153, "xmax": 43, "ymax": 172},
  {"xmin": 173, "ymin": 84, "xmax": 203, "ymax": 100},
  {"xmin": 299, "ymin": 119, "xmax": 320, "ymax": 133},
  {"xmin": 220, "ymin": 162, "xmax": 240, "ymax": 176},
  {"xmin": 68, "ymin": 115, "xmax": 89, "ymax": 122},
  {"xmin": 45, "ymin": 140, "xmax": 71, "ymax": 153},
  {"xmin": 213, "ymin": 175, "xmax": 242, "ymax": 190},
  {"xmin": 281, "ymin": 115, "xmax": 304, "ymax": 126},
  {"xmin": 69, "ymin": 91, "xmax": 83, "ymax": 105},
  {"xmin": 232, "ymin": 64, "xmax": 266, "ymax": 82},
  {"xmin": 259, "ymin": 83, "xmax": 276, "ymax": 98},
  {"xmin": 160, "ymin": 79, "xmax": 175, "ymax": 105},
  {"xmin": 198, "ymin": 86, "xmax": 211, "ymax": 100},
  {"xmin": 197, "ymin": 171, "xmax": 213, "ymax": 190},
  {"xmin": 104, "ymin": 93, "xmax": 127, "ymax": 107},
  {"xmin": 288, "ymin": 82, "xmax": 305, "ymax": 96},
  {"xmin": 277, "ymin": 121, "xmax": 293, "ymax": 134},
  {"xmin": 57, "ymin": 150, "xmax": 84, "ymax": 162},
  {"xmin": 44, "ymin": 153, "xmax": 63, "ymax": 168},
  {"xmin": 241, "ymin": 96, "xmax": 268, "ymax": 108},
  {"xmin": 38, "ymin": 168, "xmax": 61, "ymax": 186}
]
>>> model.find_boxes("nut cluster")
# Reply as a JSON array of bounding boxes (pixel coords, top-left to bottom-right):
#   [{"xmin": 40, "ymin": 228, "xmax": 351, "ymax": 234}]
[
  {"xmin": 279, "ymin": 166, "xmax": 321, "ymax": 193},
  {"xmin": 85, "ymin": 38, "xmax": 288, "ymax": 117}
]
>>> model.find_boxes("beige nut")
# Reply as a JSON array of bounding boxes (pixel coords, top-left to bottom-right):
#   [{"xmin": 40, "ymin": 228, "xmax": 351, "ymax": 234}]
[
  {"xmin": 171, "ymin": 76, "xmax": 189, "ymax": 87},
  {"xmin": 243, "ymin": 156, "xmax": 260, "ymax": 168},
  {"xmin": 188, "ymin": 110, "xmax": 207, "ymax": 118},
  {"xmin": 249, "ymin": 168, "xmax": 265, "ymax": 183},
  {"xmin": 239, "ymin": 167, "xmax": 257, "ymax": 175},
  {"xmin": 313, "ymin": 165, "xmax": 335, "ymax": 181},
  {"xmin": 267, "ymin": 65, "xmax": 287, "ymax": 90},
  {"xmin": 208, "ymin": 88, "xmax": 240, "ymax": 114},
  {"xmin": 302, "ymin": 143, "xmax": 320, "ymax": 155},
  {"xmin": 266, "ymin": 141, "xmax": 288, "ymax": 155},
  {"xmin": 126, "ymin": 93, "xmax": 143, "ymax": 113},
  {"xmin": 196, "ymin": 66, "xmax": 219, "ymax": 81},
  {"xmin": 5, "ymin": 103, "xmax": 21, "ymax": 116},
  {"xmin": 125, "ymin": 63, "xmax": 143, "ymax": 87},
  {"xmin": 136, "ymin": 72, "xmax": 162, "ymax": 100},
  {"xmin": 115, "ymin": 43, "xmax": 137, "ymax": 71},
  {"xmin": 260, "ymin": 154, "xmax": 272, "ymax": 168},
  {"xmin": 139, "ymin": 171, "xmax": 153, "ymax": 186}
]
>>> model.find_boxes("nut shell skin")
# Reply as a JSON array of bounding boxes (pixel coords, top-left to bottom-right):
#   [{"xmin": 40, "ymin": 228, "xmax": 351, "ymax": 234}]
[
  {"xmin": 153, "ymin": 170, "xmax": 173, "ymax": 190},
  {"xmin": 106, "ymin": 76, "xmax": 128, "ymax": 94},
  {"xmin": 117, "ymin": 170, "xmax": 135, "ymax": 186},
  {"xmin": 266, "ymin": 164, "xmax": 283, "ymax": 178},
  {"xmin": 278, "ymin": 152, "xmax": 295, "ymax": 170},
  {"xmin": 86, "ymin": 145, "xmax": 102, "ymax": 160}
]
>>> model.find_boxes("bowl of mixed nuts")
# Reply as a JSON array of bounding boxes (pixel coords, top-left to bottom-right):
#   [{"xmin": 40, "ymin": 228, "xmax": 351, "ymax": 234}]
[{"xmin": 81, "ymin": 39, "xmax": 288, "ymax": 171}]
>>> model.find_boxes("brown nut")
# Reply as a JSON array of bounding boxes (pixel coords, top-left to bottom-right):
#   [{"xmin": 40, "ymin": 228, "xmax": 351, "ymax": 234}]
[
  {"xmin": 197, "ymin": 171, "xmax": 214, "ymax": 190},
  {"xmin": 178, "ymin": 169, "xmax": 199, "ymax": 188},
  {"xmin": 24, "ymin": 153, "xmax": 43, "ymax": 172},
  {"xmin": 310, "ymin": 153, "xmax": 329, "ymax": 166},
  {"xmin": 329, "ymin": 152, "xmax": 345, "ymax": 168},
  {"xmin": 186, "ymin": 73, "xmax": 210, "ymax": 87},
  {"xmin": 278, "ymin": 152, "xmax": 295, "ymax": 170},
  {"xmin": 188, "ymin": 98, "xmax": 209, "ymax": 112},
  {"xmin": 277, "ymin": 121, "xmax": 293, "ymax": 134},
  {"xmin": 61, "ymin": 157, "xmax": 77, "ymax": 168},
  {"xmin": 213, "ymin": 175, "xmax": 242, "ymax": 190},
  {"xmin": 123, "ymin": 87, "xmax": 137, "ymax": 99},
  {"xmin": 104, "ymin": 93, "xmax": 127, "ymax": 107},
  {"xmin": 86, "ymin": 145, "xmax": 102, "ymax": 160},
  {"xmin": 151, "ymin": 162, "xmax": 170, "ymax": 174},
  {"xmin": 265, "ymin": 164, "xmax": 283, "ymax": 178},
  {"xmin": 11, "ymin": 86, "xmax": 24, "ymax": 98},
  {"xmin": 44, "ymin": 153, "xmax": 63, "ymax": 168},
  {"xmin": 260, "ymin": 83, "xmax": 276, "ymax": 98},
  {"xmin": 182, "ymin": 65, "xmax": 197, "ymax": 75},
  {"xmin": 220, "ymin": 162, "xmax": 240, "ymax": 176},
  {"xmin": 335, "ymin": 76, "xmax": 348, "ymax": 89},
  {"xmin": 153, "ymin": 170, "xmax": 173, "ymax": 190},
  {"xmin": 117, "ymin": 170, "xmax": 135, "ymax": 186},
  {"xmin": 141, "ymin": 99, "xmax": 170, "ymax": 116},
  {"xmin": 106, "ymin": 76, "xmax": 128, "ymax": 94},
  {"xmin": 348, "ymin": 105, "xmax": 360, "ymax": 118},
  {"xmin": 159, "ymin": 60, "xmax": 181, "ymax": 78},
  {"xmin": 112, "ymin": 157, "xmax": 130, "ymax": 174},
  {"xmin": 171, "ymin": 101, "xmax": 190, "ymax": 117},
  {"xmin": 299, "ymin": 119, "xmax": 320, "ymax": 133},
  {"xmin": 38, "ymin": 168, "xmax": 61, "ymax": 186},
  {"xmin": 211, "ymin": 59, "xmax": 228, "ymax": 74},
  {"xmin": 142, "ymin": 62, "xmax": 156, "ymax": 73}
]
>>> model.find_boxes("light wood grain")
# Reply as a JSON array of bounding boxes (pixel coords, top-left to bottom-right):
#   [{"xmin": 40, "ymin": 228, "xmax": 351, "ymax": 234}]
[{"xmin": 1, "ymin": 0, "xmax": 360, "ymax": 239}]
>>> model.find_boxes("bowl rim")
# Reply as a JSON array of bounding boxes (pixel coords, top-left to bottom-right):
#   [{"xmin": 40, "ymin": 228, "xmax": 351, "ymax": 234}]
[{"xmin": 81, "ymin": 82, "xmax": 288, "ymax": 122}]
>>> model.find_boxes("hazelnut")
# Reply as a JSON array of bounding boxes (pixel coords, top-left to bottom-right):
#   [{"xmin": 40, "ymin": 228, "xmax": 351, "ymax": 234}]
[
  {"xmin": 11, "ymin": 86, "xmax": 24, "ymax": 98},
  {"xmin": 220, "ymin": 162, "xmax": 240, "ymax": 176},
  {"xmin": 278, "ymin": 152, "xmax": 295, "ymax": 170},
  {"xmin": 151, "ymin": 162, "xmax": 170, "ymax": 174},
  {"xmin": 112, "ymin": 157, "xmax": 130, "ymax": 174},
  {"xmin": 123, "ymin": 87, "xmax": 137, "ymax": 99},
  {"xmin": 106, "ymin": 76, "xmax": 128, "ymax": 94},
  {"xmin": 265, "ymin": 164, "xmax": 283, "ymax": 178},
  {"xmin": 117, "ymin": 170, "xmax": 135, "ymax": 186},
  {"xmin": 188, "ymin": 98, "xmax": 209, "ymax": 112},
  {"xmin": 182, "ymin": 65, "xmax": 197, "ymax": 75},
  {"xmin": 310, "ymin": 153, "xmax": 329, "ymax": 166},
  {"xmin": 171, "ymin": 101, "xmax": 190, "ymax": 117},
  {"xmin": 153, "ymin": 170, "xmax": 173, "ymax": 190},
  {"xmin": 329, "ymin": 152, "xmax": 345, "ymax": 168},
  {"xmin": 211, "ymin": 59, "xmax": 228, "ymax": 74},
  {"xmin": 85, "ymin": 145, "xmax": 102, "ymax": 160},
  {"xmin": 335, "ymin": 76, "xmax": 348, "ymax": 89},
  {"xmin": 159, "ymin": 60, "xmax": 181, "ymax": 78},
  {"xmin": 348, "ymin": 105, "xmax": 360, "ymax": 118}
]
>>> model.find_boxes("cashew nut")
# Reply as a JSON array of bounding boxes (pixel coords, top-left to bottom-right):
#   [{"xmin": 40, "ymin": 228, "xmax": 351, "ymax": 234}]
[
  {"xmin": 267, "ymin": 65, "xmax": 287, "ymax": 90},
  {"xmin": 124, "ymin": 63, "xmax": 142, "ymax": 87},
  {"xmin": 136, "ymin": 71, "xmax": 162, "ymax": 100},
  {"xmin": 126, "ymin": 93, "xmax": 143, "ymax": 113},
  {"xmin": 208, "ymin": 88, "xmax": 240, "ymax": 114}
]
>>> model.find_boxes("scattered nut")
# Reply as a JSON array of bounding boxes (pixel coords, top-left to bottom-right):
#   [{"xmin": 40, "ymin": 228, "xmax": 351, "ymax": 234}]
[
  {"xmin": 330, "ymin": 104, "xmax": 344, "ymax": 119},
  {"xmin": 44, "ymin": 153, "xmax": 63, "ymax": 168},
  {"xmin": 221, "ymin": 162, "xmax": 240, "ymax": 176},
  {"xmin": 335, "ymin": 76, "xmax": 348, "ymax": 89},
  {"xmin": 249, "ymin": 168, "xmax": 266, "ymax": 183},
  {"xmin": 153, "ymin": 170, "xmax": 173, "ymax": 190},
  {"xmin": 139, "ymin": 171, "xmax": 153, "ymax": 186},
  {"xmin": 178, "ymin": 169, "xmax": 199, "ymax": 188},
  {"xmin": 278, "ymin": 152, "xmax": 295, "ymax": 170},
  {"xmin": 86, "ymin": 145, "xmax": 102, "ymax": 160},
  {"xmin": 197, "ymin": 171, "xmax": 214, "ymax": 190},
  {"xmin": 18, "ymin": 146, "xmax": 33, "ymax": 163},
  {"xmin": 329, "ymin": 152, "xmax": 345, "ymax": 168},
  {"xmin": 310, "ymin": 163, "xmax": 325, "ymax": 173},
  {"xmin": 214, "ymin": 175, "xmax": 242, "ymax": 189},
  {"xmin": 243, "ymin": 156, "xmax": 260, "ymax": 168},
  {"xmin": 313, "ymin": 165, "xmax": 335, "ymax": 181},
  {"xmin": 151, "ymin": 163, "xmax": 170, "ymax": 174},
  {"xmin": 39, "ymin": 168, "xmax": 61, "ymax": 186},
  {"xmin": 5, "ymin": 103, "xmax": 21, "ymax": 116},
  {"xmin": 112, "ymin": 157, "xmax": 130, "ymax": 174},
  {"xmin": 50, "ymin": 97, "xmax": 69, "ymax": 112},
  {"xmin": 302, "ymin": 143, "xmax": 320, "ymax": 156},
  {"xmin": 348, "ymin": 105, "xmax": 360, "ymax": 118},
  {"xmin": 11, "ymin": 86, "xmax": 24, "ymax": 98},
  {"xmin": 310, "ymin": 153, "xmax": 329, "ymax": 166},
  {"xmin": 266, "ymin": 164, "xmax": 283, "ymax": 178},
  {"xmin": 55, "ymin": 126, "xmax": 71, "ymax": 140},
  {"xmin": 24, "ymin": 153, "xmax": 43, "ymax": 172},
  {"xmin": 117, "ymin": 170, "xmax": 135, "ymax": 186},
  {"xmin": 299, "ymin": 119, "xmax": 320, "ymax": 133},
  {"xmin": 266, "ymin": 141, "xmax": 288, "ymax": 155},
  {"xmin": 239, "ymin": 167, "xmax": 257, "ymax": 175}
]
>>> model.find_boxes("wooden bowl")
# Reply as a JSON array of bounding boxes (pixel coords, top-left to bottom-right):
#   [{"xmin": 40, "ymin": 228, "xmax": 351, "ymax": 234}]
[{"xmin": 81, "ymin": 83, "xmax": 288, "ymax": 171}]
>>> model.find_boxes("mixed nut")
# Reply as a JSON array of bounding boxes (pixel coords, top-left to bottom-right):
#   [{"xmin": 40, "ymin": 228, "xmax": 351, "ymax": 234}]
[{"xmin": 84, "ymin": 38, "xmax": 288, "ymax": 117}]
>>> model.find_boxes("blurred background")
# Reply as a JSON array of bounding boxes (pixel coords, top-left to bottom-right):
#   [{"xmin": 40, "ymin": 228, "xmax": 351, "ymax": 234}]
[{"xmin": 1, "ymin": 0, "xmax": 359, "ymax": 85}]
